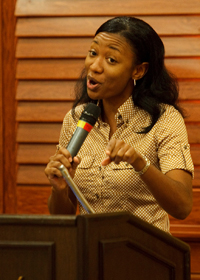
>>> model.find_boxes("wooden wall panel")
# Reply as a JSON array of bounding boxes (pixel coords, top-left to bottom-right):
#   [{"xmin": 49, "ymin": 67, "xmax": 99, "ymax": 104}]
[
  {"xmin": 187, "ymin": 125, "xmax": 200, "ymax": 144},
  {"xmin": 1, "ymin": 0, "xmax": 17, "ymax": 213},
  {"xmin": 17, "ymin": 143, "xmax": 200, "ymax": 168},
  {"xmin": 16, "ymin": 59, "xmax": 85, "ymax": 80},
  {"xmin": 15, "ymin": 122, "xmax": 200, "ymax": 145},
  {"xmin": 16, "ymin": 101, "xmax": 73, "ymax": 122},
  {"xmin": 181, "ymin": 103, "xmax": 200, "ymax": 122},
  {"xmin": 16, "ymin": 81, "xmax": 76, "ymax": 100},
  {"xmin": 16, "ymin": 123, "xmax": 61, "ymax": 143},
  {"xmin": 16, "ymin": 37, "xmax": 200, "ymax": 58},
  {"xmin": 16, "ymin": 58, "xmax": 200, "ymax": 80},
  {"xmin": 191, "ymin": 275, "xmax": 200, "ymax": 280},
  {"xmin": 192, "ymin": 168, "xmax": 200, "ymax": 188},
  {"xmin": 14, "ymin": 0, "xmax": 200, "ymax": 212},
  {"xmin": 15, "ymin": 0, "xmax": 200, "ymax": 16},
  {"xmin": 190, "ymin": 242, "xmax": 200, "ymax": 273},
  {"xmin": 179, "ymin": 81, "xmax": 200, "ymax": 100},
  {"xmin": 16, "ymin": 38, "xmax": 92, "ymax": 58},
  {"xmin": 16, "ymin": 186, "xmax": 51, "ymax": 214},
  {"xmin": 16, "ymin": 144, "xmax": 200, "ymax": 167},
  {"xmin": 15, "ymin": 164, "xmax": 200, "ymax": 187},
  {"xmin": 15, "ymin": 0, "xmax": 200, "ymax": 225},
  {"xmin": 170, "ymin": 189, "xmax": 200, "ymax": 225},
  {"xmin": 0, "ymin": 0, "xmax": 3, "ymax": 213},
  {"xmin": 17, "ymin": 165, "xmax": 49, "ymax": 185},
  {"xmin": 14, "ymin": 2, "xmax": 200, "ymax": 277},
  {"xmin": 15, "ymin": 80, "xmax": 200, "ymax": 101},
  {"xmin": 15, "ymin": 16, "xmax": 200, "ymax": 37}
]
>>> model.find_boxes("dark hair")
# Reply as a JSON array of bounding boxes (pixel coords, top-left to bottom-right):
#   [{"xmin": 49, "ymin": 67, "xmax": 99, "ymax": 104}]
[{"xmin": 73, "ymin": 16, "xmax": 183, "ymax": 133}]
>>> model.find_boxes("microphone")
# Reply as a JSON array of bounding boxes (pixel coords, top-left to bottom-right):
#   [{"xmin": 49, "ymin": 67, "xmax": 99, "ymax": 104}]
[
  {"xmin": 59, "ymin": 164, "xmax": 95, "ymax": 213},
  {"xmin": 67, "ymin": 103, "xmax": 101, "ymax": 158},
  {"xmin": 58, "ymin": 103, "xmax": 101, "ymax": 214}
]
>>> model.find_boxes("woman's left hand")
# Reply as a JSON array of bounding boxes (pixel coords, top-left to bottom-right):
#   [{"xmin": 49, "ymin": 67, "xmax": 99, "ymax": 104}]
[
  {"xmin": 101, "ymin": 139, "xmax": 143, "ymax": 169},
  {"xmin": 101, "ymin": 138, "xmax": 193, "ymax": 220}
]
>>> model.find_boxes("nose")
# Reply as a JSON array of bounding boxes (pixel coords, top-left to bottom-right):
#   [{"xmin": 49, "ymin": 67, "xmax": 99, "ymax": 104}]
[{"xmin": 89, "ymin": 57, "xmax": 104, "ymax": 73}]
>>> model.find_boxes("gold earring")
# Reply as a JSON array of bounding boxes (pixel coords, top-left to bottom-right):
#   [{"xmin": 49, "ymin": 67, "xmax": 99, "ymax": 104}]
[{"xmin": 134, "ymin": 79, "xmax": 136, "ymax": 86}]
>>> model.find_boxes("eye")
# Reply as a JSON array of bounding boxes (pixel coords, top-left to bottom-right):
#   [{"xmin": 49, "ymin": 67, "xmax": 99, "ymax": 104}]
[
  {"xmin": 88, "ymin": 50, "xmax": 97, "ymax": 57},
  {"xmin": 108, "ymin": 57, "xmax": 117, "ymax": 64}
]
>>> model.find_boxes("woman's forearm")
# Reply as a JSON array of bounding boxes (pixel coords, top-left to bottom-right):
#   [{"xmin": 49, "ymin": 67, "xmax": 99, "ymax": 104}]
[
  {"xmin": 140, "ymin": 164, "xmax": 193, "ymax": 219},
  {"xmin": 48, "ymin": 186, "xmax": 77, "ymax": 215}
]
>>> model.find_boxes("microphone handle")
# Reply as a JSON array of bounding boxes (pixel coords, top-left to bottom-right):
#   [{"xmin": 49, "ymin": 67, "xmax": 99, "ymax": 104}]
[
  {"xmin": 58, "ymin": 164, "xmax": 95, "ymax": 214},
  {"xmin": 67, "ymin": 127, "xmax": 89, "ymax": 158}
]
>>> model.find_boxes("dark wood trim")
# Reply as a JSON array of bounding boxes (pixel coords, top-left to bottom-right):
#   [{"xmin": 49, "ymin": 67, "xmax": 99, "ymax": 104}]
[
  {"xmin": 0, "ymin": 0, "xmax": 3, "ymax": 213},
  {"xmin": 1, "ymin": 0, "xmax": 17, "ymax": 213}
]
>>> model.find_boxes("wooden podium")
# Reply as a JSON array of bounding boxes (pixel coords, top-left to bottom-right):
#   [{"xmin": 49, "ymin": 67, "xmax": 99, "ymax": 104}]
[{"xmin": 0, "ymin": 212, "xmax": 190, "ymax": 280}]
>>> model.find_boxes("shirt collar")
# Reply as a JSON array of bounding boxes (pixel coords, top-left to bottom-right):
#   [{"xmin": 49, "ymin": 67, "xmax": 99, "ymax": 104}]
[
  {"xmin": 116, "ymin": 95, "xmax": 135, "ymax": 123},
  {"xmin": 96, "ymin": 96, "xmax": 135, "ymax": 127}
]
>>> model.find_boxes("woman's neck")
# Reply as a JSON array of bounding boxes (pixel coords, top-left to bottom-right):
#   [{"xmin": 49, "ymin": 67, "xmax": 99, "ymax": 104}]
[{"xmin": 101, "ymin": 102, "xmax": 118, "ymax": 138}]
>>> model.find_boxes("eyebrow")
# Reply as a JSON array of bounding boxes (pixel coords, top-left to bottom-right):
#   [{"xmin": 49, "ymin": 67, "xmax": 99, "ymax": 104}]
[{"xmin": 92, "ymin": 39, "xmax": 122, "ymax": 53}]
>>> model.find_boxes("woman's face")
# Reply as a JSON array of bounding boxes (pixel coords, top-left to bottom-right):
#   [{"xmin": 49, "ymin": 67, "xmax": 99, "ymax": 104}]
[{"xmin": 85, "ymin": 32, "xmax": 137, "ymax": 107}]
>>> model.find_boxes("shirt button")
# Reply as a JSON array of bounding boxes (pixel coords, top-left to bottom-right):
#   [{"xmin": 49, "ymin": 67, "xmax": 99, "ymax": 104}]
[
  {"xmin": 95, "ymin": 194, "xmax": 99, "ymax": 199},
  {"xmin": 184, "ymin": 144, "xmax": 188, "ymax": 150},
  {"xmin": 99, "ymin": 166, "xmax": 102, "ymax": 171}
]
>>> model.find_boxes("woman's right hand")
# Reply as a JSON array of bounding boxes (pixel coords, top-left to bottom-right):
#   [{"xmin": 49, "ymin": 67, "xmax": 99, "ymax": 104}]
[{"xmin": 44, "ymin": 146, "xmax": 81, "ymax": 192}]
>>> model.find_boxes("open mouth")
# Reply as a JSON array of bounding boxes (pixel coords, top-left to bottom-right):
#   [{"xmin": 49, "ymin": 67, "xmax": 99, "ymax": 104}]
[
  {"xmin": 89, "ymin": 79, "xmax": 97, "ymax": 85},
  {"xmin": 87, "ymin": 76, "xmax": 101, "ymax": 90},
  {"xmin": 88, "ymin": 76, "xmax": 99, "ymax": 85}
]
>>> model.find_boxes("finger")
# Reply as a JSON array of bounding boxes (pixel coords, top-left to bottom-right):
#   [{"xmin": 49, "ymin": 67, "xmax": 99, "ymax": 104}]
[
  {"xmin": 49, "ymin": 153, "xmax": 72, "ymax": 170},
  {"xmin": 114, "ymin": 144, "xmax": 130, "ymax": 164},
  {"xmin": 71, "ymin": 156, "xmax": 81, "ymax": 170},
  {"xmin": 45, "ymin": 165, "xmax": 67, "ymax": 191},
  {"xmin": 107, "ymin": 140, "xmax": 126, "ymax": 161},
  {"xmin": 123, "ymin": 147, "xmax": 137, "ymax": 164},
  {"xmin": 101, "ymin": 156, "xmax": 112, "ymax": 166},
  {"xmin": 102, "ymin": 139, "xmax": 124, "ymax": 165},
  {"xmin": 58, "ymin": 147, "xmax": 73, "ymax": 163},
  {"xmin": 105, "ymin": 139, "xmax": 117, "ymax": 155},
  {"xmin": 45, "ymin": 165, "xmax": 63, "ymax": 179}
]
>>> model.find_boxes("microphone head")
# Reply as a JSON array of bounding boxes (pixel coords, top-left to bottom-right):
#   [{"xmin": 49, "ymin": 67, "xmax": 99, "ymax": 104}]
[{"xmin": 80, "ymin": 103, "xmax": 101, "ymax": 126}]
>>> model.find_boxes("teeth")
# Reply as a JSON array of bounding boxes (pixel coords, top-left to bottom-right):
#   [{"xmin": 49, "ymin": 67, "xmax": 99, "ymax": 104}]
[{"xmin": 90, "ymin": 80, "xmax": 96, "ymax": 85}]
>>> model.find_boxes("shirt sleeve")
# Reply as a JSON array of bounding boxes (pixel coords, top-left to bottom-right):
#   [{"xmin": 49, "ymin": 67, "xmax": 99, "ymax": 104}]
[
  {"xmin": 58, "ymin": 110, "xmax": 77, "ymax": 148},
  {"xmin": 58, "ymin": 105, "xmax": 84, "ymax": 149},
  {"xmin": 156, "ymin": 107, "xmax": 194, "ymax": 177}
]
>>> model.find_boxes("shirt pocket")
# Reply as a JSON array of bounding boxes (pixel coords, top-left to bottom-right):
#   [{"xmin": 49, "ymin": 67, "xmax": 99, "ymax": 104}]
[
  {"xmin": 77, "ymin": 154, "xmax": 97, "ymax": 169},
  {"xmin": 110, "ymin": 161, "xmax": 134, "ymax": 170}
]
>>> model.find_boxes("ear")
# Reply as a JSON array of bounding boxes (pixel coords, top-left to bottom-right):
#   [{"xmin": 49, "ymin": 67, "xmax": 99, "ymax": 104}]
[{"xmin": 132, "ymin": 62, "xmax": 149, "ymax": 81}]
